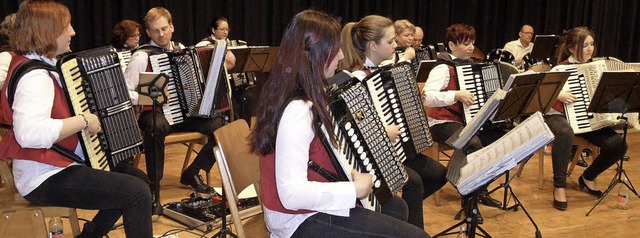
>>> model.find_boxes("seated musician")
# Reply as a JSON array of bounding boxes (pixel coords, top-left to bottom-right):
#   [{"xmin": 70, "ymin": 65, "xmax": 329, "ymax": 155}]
[
  {"xmin": 0, "ymin": 1, "xmax": 151, "ymax": 237},
  {"xmin": 421, "ymin": 23, "xmax": 505, "ymax": 223},
  {"xmin": 503, "ymin": 24, "xmax": 534, "ymax": 68},
  {"xmin": 124, "ymin": 7, "xmax": 225, "ymax": 214},
  {"xmin": 394, "ymin": 19, "xmax": 416, "ymax": 62},
  {"xmin": 195, "ymin": 16, "xmax": 236, "ymax": 70},
  {"xmin": 339, "ymin": 15, "xmax": 447, "ymax": 230},
  {"xmin": 110, "ymin": 19, "xmax": 142, "ymax": 51},
  {"xmin": 250, "ymin": 9, "xmax": 428, "ymax": 238},
  {"xmin": 548, "ymin": 27, "xmax": 627, "ymax": 209},
  {"xmin": 412, "ymin": 26, "xmax": 424, "ymax": 48}
]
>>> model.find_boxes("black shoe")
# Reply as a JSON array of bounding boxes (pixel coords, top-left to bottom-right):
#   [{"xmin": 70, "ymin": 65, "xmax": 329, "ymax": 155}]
[
  {"xmin": 578, "ymin": 176, "xmax": 603, "ymax": 198},
  {"xmin": 180, "ymin": 174, "xmax": 215, "ymax": 194},
  {"xmin": 552, "ymin": 189, "xmax": 568, "ymax": 211},
  {"xmin": 476, "ymin": 209, "xmax": 484, "ymax": 224},
  {"xmin": 577, "ymin": 158, "xmax": 589, "ymax": 167},
  {"xmin": 477, "ymin": 192, "xmax": 502, "ymax": 208},
  {"xmin": 151, "ymin": 193, "xmax": 163, "ymax": 215}
]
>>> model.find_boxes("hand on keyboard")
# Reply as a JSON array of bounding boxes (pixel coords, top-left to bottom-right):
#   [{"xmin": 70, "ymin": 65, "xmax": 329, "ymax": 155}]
[
  {"xmin": 385, "ymin": 124, "xmax": 401, "ymax": 142},
  {"xmin": 455, "ymin": 90, "xmax": 474, "ymax": 106},
  {"xmin": 558, "ymin": 90, "xmax": 577, "ymax": 104},
  {"xmin": 84, "ymin": 113, "xmax": 102, "ymax": 135},
  {"xmin": 352, "ymin": 170, "xmax": 373, "ymax": 199}
]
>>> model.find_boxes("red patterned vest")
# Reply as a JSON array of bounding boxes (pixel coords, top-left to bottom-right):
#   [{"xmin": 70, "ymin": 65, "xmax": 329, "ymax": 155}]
[
  {"xmin": 0, "ymin": 53, "xmax": 79, "ymax": 166},
  {"xmin": 260, "ymin": 135, "xmax": 345, "ymax": 214},
  {"xmin": 427, "ymin": 65, "xmax": 465, "ymax": 124}
]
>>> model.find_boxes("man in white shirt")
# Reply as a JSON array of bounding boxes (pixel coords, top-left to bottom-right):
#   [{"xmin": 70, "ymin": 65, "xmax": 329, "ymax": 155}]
[{"xmin": 503, "ymin": 24, "xmax": 534, "ymax": 67}]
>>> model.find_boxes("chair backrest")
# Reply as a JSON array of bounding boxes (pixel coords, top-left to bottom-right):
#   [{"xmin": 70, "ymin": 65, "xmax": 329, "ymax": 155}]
[
  {"xmin": 213, "ymin": 119, "xmax": 263, "ymax": 238},
  {"xmin": 214, "ymin": 119, "xmax": 260, "ymax": 195}
]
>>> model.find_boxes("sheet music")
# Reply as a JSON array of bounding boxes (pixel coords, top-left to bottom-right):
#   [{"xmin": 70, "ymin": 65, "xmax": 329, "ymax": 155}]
[
  {"xmin": 455, "ymin": 112, "xmax": 554, "ymax": 195},
  {"xmin": 451, "ymin": 89, "xmax": 506, "ymax": 149}
]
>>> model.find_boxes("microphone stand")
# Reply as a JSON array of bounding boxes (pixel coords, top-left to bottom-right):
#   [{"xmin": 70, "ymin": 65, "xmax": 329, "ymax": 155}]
[
  {"xmin": 137, "ymin": 73, "xmax": 169, "ymax": 215},
  {"xmin": 150, "ymin": 85, "xmax": 162, "ymax": 215}
]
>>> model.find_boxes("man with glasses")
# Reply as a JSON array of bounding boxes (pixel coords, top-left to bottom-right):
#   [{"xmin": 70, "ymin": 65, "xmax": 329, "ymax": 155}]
[{"xmin": 503, "ymin": 24, "xmax": 534, "ymax": 67}]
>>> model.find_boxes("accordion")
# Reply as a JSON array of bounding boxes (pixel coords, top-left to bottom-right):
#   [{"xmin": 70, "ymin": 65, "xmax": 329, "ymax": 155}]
[
  {"xmin": 413, "ymin": 45, "xmax": 437, "ymax": 73},
  {"xmin": 146, "ymin": 42, "xmax": 227, "ymax": 125},
  {"xmin": 363, "ymin": 61, "xmax": 434, "ymax": 161},
  {"xmin": 455, "ymin": 62, "xmax": 503, "ymax": 123},
  {"xmin": 57, "ymin": 46, "xmax": 143, "ymax": 171},
  {"xmin": 116, "ymin": 49, "xmax": 132, "ymax": 74},
  {"xmin": 321, "ymin": 75, "xmax": 408, "ymax": 211},
  {"xmin": 553, "ymin": 59, "xmax": 640, "ymax": 134}
]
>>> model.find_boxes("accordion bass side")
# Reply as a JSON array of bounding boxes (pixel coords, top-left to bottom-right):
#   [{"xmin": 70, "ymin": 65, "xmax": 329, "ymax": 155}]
[
  {"xmin": 363, "ymin": 62, "xmax": 433, "ymax": 161},
  {"xmin": 57, "ymin": 46, "xmax": 143, "ymax": 171},
  {"xmin": 147, "ymin": 44, "xmax": 228, "ymax": 125},
  {"xmin": 321, "ymin": 76, "xmax": 408, "ymax": 210}
]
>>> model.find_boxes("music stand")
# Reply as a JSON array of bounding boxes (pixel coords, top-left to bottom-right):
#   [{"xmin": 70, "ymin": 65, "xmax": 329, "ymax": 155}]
[
  {"xmin": 415, "ymin": 60, "xmax": 438, "ymax": 83},
  {"xmin": 530, "ymin": 35, "xmax": 560, "ymax": 64},
  {"xmin": 242, "ymin": 46, "xmax": 279, "ymax": 73},
  {"xmin": 585, "ymin": 71, "xmax": 640, "ymax": 216},
  {"xmin": 437, "ymin": 72, "xmax": 568, "ymax": 238},
  {"xmin": 228, "ymin": 48, "xmax": 250, "ymax": 74},
  {"xmin": 137, "ymin": 72, "xmax": 169, "ymax": 215}
]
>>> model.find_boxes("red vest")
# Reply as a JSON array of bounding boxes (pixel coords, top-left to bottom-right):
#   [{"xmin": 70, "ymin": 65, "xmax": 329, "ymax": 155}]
[
  {"xmin": 551, "ymin": 59, "xmax": 573, "ymax": 114},
  {"xmin": 260, "ymin": 135, "xmax": 345, "ymax": 214},
  {"xmin": 427, "ymin": 65, "xmax": 465, "ymax": 124},
  {"xmin": 0, "ymin": 53, "xmax": 79, "ymax": 166}
]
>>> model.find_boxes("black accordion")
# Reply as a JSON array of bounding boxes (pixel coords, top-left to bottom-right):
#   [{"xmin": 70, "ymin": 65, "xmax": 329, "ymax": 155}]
[
  {"xmin": 145, "ymin": 43, "xmax": 227, "ymax": 125},
  {"xmin": 454, "ymin": 62, "xmax": 503, "ymax": 123},
  {"xmin": 364, "ymin": 61, "xmax": 434, "ymax": 161},
  {"xmin": 57, "ymin": 46, "xmax": 143, "ymax": 171},
  {"xmin": 413, "ymin": 45, "xmax": 437, "ymax": 72},
  {"xmin": 321, "ymin": 74, "xmax": 408, "ymax": 210}
]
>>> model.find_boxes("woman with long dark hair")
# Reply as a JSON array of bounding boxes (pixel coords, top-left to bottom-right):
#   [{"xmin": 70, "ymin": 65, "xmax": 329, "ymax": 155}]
[{"xmin": 251, "ymin": 9, "xmax": 428, "ymax": 238}]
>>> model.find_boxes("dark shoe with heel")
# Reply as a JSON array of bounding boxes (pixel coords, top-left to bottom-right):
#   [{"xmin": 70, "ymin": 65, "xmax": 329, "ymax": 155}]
[
  {"xmin": 579, "ymin": 176, "xmax": 603, "ymax": 198},
  {"xmin": 552, "ymin": 189, "xmax": 567, "ymax": 211},
  {"xmin": 180, "ymin": 174, "xmax": 215, "ymax": 194},
  {"xmin": 477, "ymin": 192, "xmax": 502, "ymax": 208}
]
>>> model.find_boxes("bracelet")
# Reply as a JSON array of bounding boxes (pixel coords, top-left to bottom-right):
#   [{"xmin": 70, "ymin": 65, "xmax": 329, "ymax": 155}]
[{"xmin": 78, "ymin": 114, "xmax": 89, "ymax": 130}]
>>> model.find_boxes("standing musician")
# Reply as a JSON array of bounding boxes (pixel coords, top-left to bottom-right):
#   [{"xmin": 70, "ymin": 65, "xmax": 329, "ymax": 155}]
[
  {"xmin": 124, "ymin": 7, "xmax": 225, "ymax": 214},
  {"xmin": 503, "ymin": 24, "xmax": 534, "ymax": 68},
  {"xmin": 340, "ymin": 15, "xmax": 447, "ymax": 229},
  {"xmin": 421, "ymin": 23, "xmax": 505, "ymax": 223},
  {"xmin": 0, "ymin": 1, "xmax": 152, "ymax": 237},
  {"xmin": 251, "ymin": 10, "xmax": 428, "ymax": 238},
  {"xmin": 550, "ymin": 27, "xmax": 627, "ymax": 206}
]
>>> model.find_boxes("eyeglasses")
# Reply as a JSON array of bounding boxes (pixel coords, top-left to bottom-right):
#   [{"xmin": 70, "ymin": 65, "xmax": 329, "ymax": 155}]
[
  {"xmin": 129, "ymin": 33, "xmax": 141, "ymax": 38},
  {"xmin": 216, "ymin": 28, "xmax": 230, "ymax": 32},
  {"xmin": 521, "ymin": 31, "xmax": 534, "ymax": 35}
]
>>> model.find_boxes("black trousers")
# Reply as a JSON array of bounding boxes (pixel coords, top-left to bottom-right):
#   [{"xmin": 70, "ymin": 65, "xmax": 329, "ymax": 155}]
[
  {"xmin": 138, "ymin": 110, "xmax": 225, "ymax": 184},
  {"xmin": 24, "ymin": 164, "xmax": 152, "ymax": 238},
  {"xmin": 580, "ymin": 127, "xmax": 627, "ymax": 180},
  {"xmin": 402, "ymin": 154, "xmax": 447, "ymax": 229},
  {"xmin": 544, "ymin": 114, "xmax": 575, "ymax": 188}
]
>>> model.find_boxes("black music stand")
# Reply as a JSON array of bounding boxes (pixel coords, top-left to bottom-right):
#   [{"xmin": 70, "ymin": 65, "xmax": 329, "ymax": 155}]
[
  {"xmin": 437, "ymin": 72, "xmax": 568, "ymax": 238},
  {"xmin": 585, "ymin": 71, "xmax": 640, "ymax": 216},
  {"xmin": 138, "ymin": 73, "xmax": 168, "ymax": 215},
  {"xmin": 491, "ymin": 71, "xmax": 567, "ymax": 238},
  {"xmin": 242, "ymin": 47, "xmax": 279, "ymax": 73},
  {"xmin": 529, "ymin": 35, "xmax": 560, "ymax": 65},
  {"xmin": 228, "ymin": 48, "xmax": 250, "ymax": 74},
  {"xmin": 415, "ymin": 60, "xmax": 438, "ymax": 83}
]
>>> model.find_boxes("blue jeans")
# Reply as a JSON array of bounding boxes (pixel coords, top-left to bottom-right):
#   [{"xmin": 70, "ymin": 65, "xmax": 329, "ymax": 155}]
[
  {"xmin": 291, "ymin": 196, "xmax": 429, "ymax": 237},
  {"xmin": 24, "ymin": 163, "xmax": 152, "ymax": 238}
]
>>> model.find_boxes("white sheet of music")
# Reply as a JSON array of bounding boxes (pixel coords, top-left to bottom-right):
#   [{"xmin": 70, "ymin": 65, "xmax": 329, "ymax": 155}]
[
  {"xmin": 456, "ymin": 111, "xmax": 554, "ymax": 195},
  {"xmin": 454, "ymin": 89, "xmax": 507, "ymax": 149}
]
